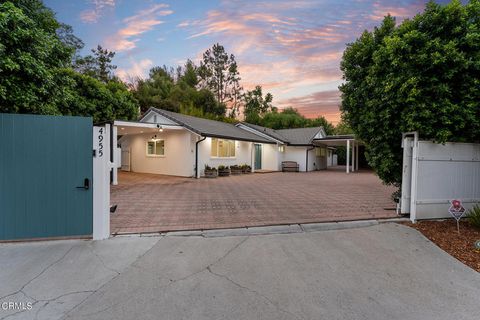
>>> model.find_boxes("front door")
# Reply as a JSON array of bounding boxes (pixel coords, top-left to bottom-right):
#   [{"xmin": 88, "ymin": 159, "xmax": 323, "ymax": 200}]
[{"xmin": 254, "ymin": 144, "xmax": 262, "ymax": 170}]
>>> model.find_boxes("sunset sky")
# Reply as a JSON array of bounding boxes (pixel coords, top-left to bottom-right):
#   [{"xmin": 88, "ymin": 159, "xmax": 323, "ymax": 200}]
[{"xmin": 44, "ymin": 0, "xmax": 448, "ymax": 124}]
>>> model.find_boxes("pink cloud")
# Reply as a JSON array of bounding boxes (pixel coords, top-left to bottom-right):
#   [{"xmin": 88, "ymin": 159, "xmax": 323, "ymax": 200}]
[
  {"xmin": 116, "ymin": 59, "xmax": 153, "ymax": 82},
  {"xmin": 278, "ymin": 90, "xmax": 342, "ymax": 124},
  {"xmin": 80, "ymin": 0, "xmax": 115, "ymax": 24},
  {"xmin": 106, "ymin": 3, "xmax": 173, "ymax": 51}
]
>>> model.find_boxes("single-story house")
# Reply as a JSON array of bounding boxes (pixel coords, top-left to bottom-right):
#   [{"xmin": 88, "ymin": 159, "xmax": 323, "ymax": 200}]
[{"xmin": 115, "ymin": 107, "xmax": 332, "ymax": 178}]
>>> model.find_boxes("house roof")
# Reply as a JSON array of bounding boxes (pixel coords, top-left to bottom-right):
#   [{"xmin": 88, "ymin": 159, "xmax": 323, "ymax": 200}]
[
  {"xmin": 240, "ymin": 122, "xmax": 324, "ymax": 146},
  {"xmin": 276, "ymin": 127, "xmax": 324, "ymax": 145},
  {"xmin": 238, "ymin": 123, "xmax": 289, "ymax": 143},
  {"xmin": 144, "ymin": 108, "xmax": 275, "ymax": 144}
]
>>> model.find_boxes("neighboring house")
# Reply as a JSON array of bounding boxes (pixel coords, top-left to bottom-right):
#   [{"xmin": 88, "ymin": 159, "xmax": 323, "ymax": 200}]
[{"xmin": 116, "ymin": 108, "xmax": 330, "ymax": 178}]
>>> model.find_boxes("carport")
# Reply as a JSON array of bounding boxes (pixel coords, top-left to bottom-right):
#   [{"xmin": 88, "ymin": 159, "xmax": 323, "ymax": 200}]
[{"xmin": 313, "ymin": 135, "xmax": 362, "ymax": 173}]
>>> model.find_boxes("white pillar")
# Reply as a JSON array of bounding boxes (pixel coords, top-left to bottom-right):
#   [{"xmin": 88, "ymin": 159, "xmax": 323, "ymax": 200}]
[
  {"xmin": 93, "ymin": 125, "xmax": 110, "ymax": 240},
  {"xmin": 112, "ymin": 126, "xmax": 118, "ymax": 185},
  {"xmin": 351, "ymin": 141, "xmax": 355, "ymax": 172},
  {"xmin": 355, "ymin": 142, "xmax": 359, "ymax": 171},
  {"xmin": 346, "ymin": 140, "xmax": 350, "ymax": 173}
]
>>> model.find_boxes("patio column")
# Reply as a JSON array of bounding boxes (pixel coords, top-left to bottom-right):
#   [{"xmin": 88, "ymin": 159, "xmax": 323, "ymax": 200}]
[{"xmin": 346, "ymin": 139, "xmax": 350, "ymax": 173}]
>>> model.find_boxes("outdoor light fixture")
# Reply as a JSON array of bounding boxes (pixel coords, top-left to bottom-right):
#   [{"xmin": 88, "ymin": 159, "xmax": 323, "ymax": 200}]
[{"xmin": 157, "ymin": 124, "xmax": 163, "ymax": 132}]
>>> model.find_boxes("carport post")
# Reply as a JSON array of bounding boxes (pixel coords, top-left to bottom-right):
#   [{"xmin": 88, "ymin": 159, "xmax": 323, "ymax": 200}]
[{"xmin": 346, "ymin": 140, "xmax": 350, "ymax": 173}]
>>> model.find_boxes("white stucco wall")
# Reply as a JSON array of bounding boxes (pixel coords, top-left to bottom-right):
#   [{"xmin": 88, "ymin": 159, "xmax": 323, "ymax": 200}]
[
  {"xmin": 261, "ymin": 143, "xmax": 280, "ymax": 171},
  {"xmin": 197, "ymin": 137, "xmax": 253, "ymax": 176},
  {"xmin": 280, "ymin": 146, "xmax": 321, "ymax": 172},
  {"xmin": 119, "ymin": 130, "xmax": 195, "ymax": 177}
]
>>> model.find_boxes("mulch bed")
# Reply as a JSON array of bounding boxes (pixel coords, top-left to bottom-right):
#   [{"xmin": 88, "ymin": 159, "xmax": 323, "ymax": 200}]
[{"xmin": 405, "ymin": 220, "xmax": 480, "ymax": 272}]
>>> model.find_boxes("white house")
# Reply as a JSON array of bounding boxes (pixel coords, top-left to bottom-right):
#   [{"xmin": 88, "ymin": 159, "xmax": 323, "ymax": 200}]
[{"xmin": 115, "ymin": 108, "xmax": 331, "ymax": 179}]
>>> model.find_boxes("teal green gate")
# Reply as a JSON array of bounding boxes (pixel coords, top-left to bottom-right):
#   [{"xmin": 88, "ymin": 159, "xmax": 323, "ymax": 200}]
[{"xmin": 0, "ymin": 114, "xmax": 93, "ymax": 240}]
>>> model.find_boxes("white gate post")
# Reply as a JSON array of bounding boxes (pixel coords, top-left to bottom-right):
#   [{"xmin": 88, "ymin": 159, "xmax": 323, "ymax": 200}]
[
  {"xmin": 346, "ymin": 140, "xmax": 350, "ymax": 173},
  {"xmin": 409, "ymin": 132, "xmax": 419, "ymax": 222},
  {"xmin": 112, "ymin": 125, "xmax": 118, "ymax": 185},
  {"xmin": 401, "ymin": 136, "xmax": 413, "ymax": 214},
  {"xmin": 351, "ymin": 141, "xmax": 355, "ymax": 172},
  {"xmin": 93, "ymin": 124, "xmax": 111, "ymax": 240},
  {"xmin": 355, "ymin": 142, "xmax": 359, "ymax": 171}
]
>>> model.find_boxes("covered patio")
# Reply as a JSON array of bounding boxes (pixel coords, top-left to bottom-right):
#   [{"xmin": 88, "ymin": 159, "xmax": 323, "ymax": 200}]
[{"xmin": 313, "ymin": 135, "xmax": 363, "ymax": 173}]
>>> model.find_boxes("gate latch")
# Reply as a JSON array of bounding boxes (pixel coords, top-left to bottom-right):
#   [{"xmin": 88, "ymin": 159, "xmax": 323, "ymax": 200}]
[{"xmin": 76, "ymin": 178, "xmax": 90, "ymax": 190}]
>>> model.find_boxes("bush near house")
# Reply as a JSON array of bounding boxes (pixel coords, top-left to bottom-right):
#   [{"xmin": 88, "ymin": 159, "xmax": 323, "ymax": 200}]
[
  {"xmin": 340, "ymin": 0, "xmax": 480, "ymax": 187},
  {"xmin": 467, "ymin": 204, "xmax": 480, "ymax": 229}
]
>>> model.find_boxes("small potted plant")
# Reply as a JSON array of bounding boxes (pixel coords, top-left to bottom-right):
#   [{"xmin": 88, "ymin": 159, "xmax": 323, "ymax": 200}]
[
  {"xmin": 230, "ymin": 165, "xmax": 243, "ymax": 175},
  {"xmin": 241, "ymin": 164, "xmax": 252, "ymax": 174},
  {"xmin": 218, "ymin": 165, "xmax": 231, "ymax": 177},
  {"xmin": 204, "ymin": 165, "xmax": 218, "ymax": 178}
]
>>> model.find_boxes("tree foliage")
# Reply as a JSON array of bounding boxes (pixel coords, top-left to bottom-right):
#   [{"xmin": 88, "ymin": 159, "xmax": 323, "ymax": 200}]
[
  {"xmin": 258, "ymin": 107, "xmax": 335, "ymax": 134},
  {"xmin": 0, "ymin": 0, "xmax": 138, "ymax": 122},
  {"xmin": 132, "ymin": 62, "xmax": 226, "ymax": 118},
  {"xmin": 198, "ymin": 43, "xmax": 242, "ymax": 112},
  {"xmin": 243, "ymin": 85, "xmax": 274, "ymax": 123},
  {"xmin": 55, "ymin": 69, "xmax": 138, "ymax": 122},
  {"xmin": 74, "ymin": 45, "xmax": 117, "ymax": 83},
  {"xmin": 0, "ymin": 1, "xmax": 72, "ymax": 114},
  {"xmin": 340, "ymin": 0, "xmax": 480, "ymax": 186}
]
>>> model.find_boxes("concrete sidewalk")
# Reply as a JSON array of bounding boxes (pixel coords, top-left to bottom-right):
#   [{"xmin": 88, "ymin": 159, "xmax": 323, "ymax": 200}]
[{"xmin": 1, "ymin": 223, "xmax": 479, "ymax": 320}]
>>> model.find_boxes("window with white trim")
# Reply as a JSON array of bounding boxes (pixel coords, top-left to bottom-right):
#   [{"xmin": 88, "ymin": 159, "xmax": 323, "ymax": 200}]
[
  {"xmin": 147, "ymin": 140, "xmax": 165, "ymax": 156},
  {"xmin": 211, "ymin": 138, "xmax": 235, "ymax": 158}
]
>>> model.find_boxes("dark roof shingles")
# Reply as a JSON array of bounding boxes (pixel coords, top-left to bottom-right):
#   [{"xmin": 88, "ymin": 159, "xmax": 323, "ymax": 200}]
[{"xmin": 151, "ymin": 108, "xmax": 274, "ymax": 143}]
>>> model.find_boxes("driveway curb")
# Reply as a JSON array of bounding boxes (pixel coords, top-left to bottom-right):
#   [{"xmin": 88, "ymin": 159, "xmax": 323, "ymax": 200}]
[{"xmin": 113, "ymin": 217, "xmax": 410, "ymax": 238}]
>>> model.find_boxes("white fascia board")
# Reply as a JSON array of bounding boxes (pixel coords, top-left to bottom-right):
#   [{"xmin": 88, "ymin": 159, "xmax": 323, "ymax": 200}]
[
  {"xmin": 236, "ymin": 124, "xmax": 284, "ymax": 144},
  {"xmin": 114, "ymin": 120, "xmax": 182, "ymax": 130}
]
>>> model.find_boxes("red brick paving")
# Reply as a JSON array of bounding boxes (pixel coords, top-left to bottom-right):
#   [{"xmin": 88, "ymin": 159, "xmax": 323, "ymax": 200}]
[{"xmin": 110, "ymin": 168, "xmax": 398, "ymax": 234}]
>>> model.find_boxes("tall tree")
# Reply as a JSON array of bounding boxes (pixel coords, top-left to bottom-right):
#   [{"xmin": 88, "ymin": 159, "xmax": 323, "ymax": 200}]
[
  {"xmin": 340, "ymin": 0, "xmax": 480, "ymax": 186},
  {"xmin": 0, "ymin": 0, "xmax": 138, "ymax": 121},
  {"xmin": 0, "ymin": 1, "xmax": 72, "ymax": 114},
  {"xmin": 243, "ymin": 85, "xmax": 273, "ymax": 123},
  {"xmin": 198, "ymin": 43, "xmax": 241, "ymax": 112},
  {"xmin": 75, "ymin": 45, "xmax": 117, "ymax": 82},
  {"xmin": 309, "ymin": 116, "xmax": 335, "ymax": 135}
]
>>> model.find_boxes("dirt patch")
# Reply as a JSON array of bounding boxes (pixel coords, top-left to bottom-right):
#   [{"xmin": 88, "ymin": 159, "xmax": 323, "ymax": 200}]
[{"xmin": 405, "ymin": 220, "xmax": 480, "ymax": 272}]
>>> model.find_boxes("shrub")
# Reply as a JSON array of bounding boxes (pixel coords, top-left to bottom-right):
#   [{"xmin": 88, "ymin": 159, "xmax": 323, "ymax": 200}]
[
  {"xmin": 205, "ymin": 165, "xmax": 217, "ymax": 171},
  {"xmin": 467, "ymin": 204, "xmax": 480, "ymax": 229}
]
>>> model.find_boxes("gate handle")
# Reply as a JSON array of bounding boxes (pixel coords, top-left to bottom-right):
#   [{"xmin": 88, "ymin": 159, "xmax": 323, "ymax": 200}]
[{"xmin": 76, "ymin": 178, "xmax": 90, "ymax": 190}]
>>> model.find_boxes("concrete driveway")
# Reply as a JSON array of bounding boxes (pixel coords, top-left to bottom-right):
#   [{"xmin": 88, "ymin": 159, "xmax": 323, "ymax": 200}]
[
  {"xmin": 1, "ymin": 223, "xmax": 479, "ymax": 320},
  {"xmin": 111, "ymin": 169, "xmax": 397, "ymax": 234}
]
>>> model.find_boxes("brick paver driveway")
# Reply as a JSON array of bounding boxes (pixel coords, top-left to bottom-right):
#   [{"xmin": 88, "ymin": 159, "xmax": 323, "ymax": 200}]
[{"xmin": 111, "ymin": 168, "xmax": 398, "ymax": 234}]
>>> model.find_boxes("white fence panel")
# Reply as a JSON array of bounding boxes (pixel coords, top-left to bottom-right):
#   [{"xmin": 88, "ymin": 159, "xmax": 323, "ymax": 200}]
[{"xmin": 402, "ymin": 135, "xmax": 480, "ymax": 221}]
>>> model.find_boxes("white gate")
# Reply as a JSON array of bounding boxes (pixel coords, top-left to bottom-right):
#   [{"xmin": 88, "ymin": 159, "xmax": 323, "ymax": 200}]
[{"xmin": 401, "ymin": 132, "xmax": 480, "ymax": 222}]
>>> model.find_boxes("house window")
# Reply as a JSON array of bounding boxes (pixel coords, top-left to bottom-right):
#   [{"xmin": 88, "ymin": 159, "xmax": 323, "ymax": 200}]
[
  {"xmin": 147, "ymin": 140, "xmax": 165, "ymax": 156},
  {"xmin": 211, "ymin": 138, "xmax": 236, "ymax": 158},
  {"xmin": 315, "ymin": 147, "xmax": 326, "ymax": 157}
]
